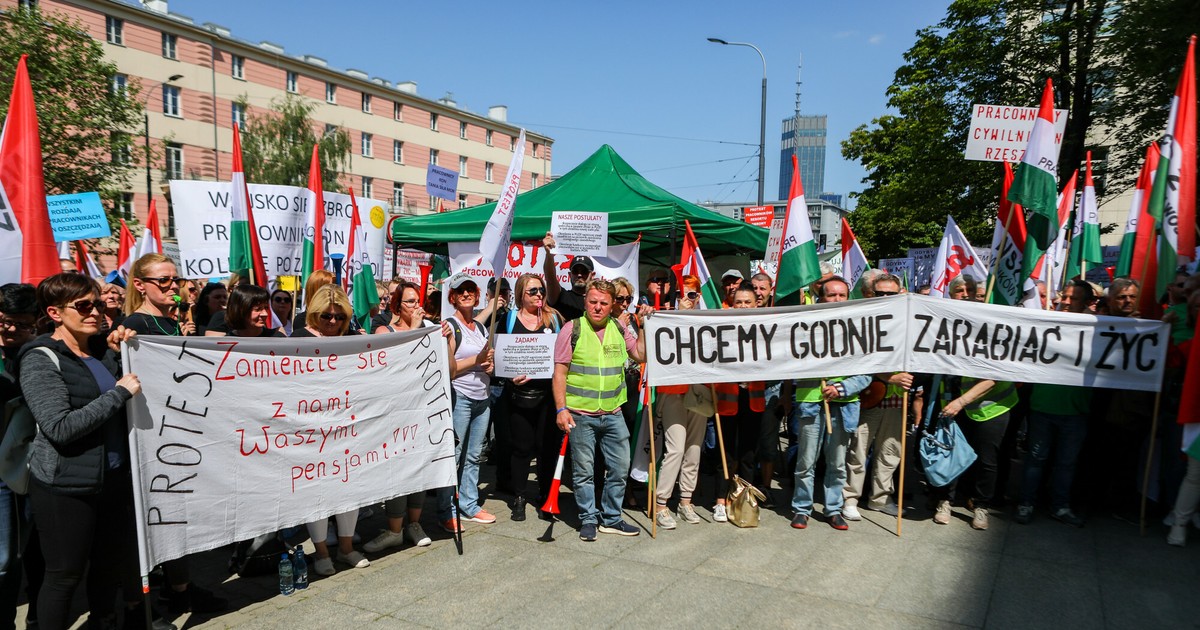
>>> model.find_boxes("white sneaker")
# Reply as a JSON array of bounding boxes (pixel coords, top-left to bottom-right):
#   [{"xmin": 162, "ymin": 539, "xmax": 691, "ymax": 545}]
[
  {"xmin": 677, "ymin": 503, "xmax": 701, "ymax": 524},
  {"xmin": 405, "ymin": 523, "xmax": 431, "ymax": 547},
  {"xmin": 843, "ymin": 504, "xmax": 862, "ymax": 521},
  {"xmin": 1168, "ymin": 523, "xmax": 1188, "ymax": 547},
  {"xmin": 336, "ymin": 550, "xmax": 370, "ymax": 569},
  {"xmin": 712, "ymin": 504, "xmax": 728, "ymax": 523},
  {"xmin": 655, "ymin": 509, "xmax": 677, "ymax": 530},
  {"xmin": 363, "ymin": 529, "xmax": 406, "ymax": 553}
]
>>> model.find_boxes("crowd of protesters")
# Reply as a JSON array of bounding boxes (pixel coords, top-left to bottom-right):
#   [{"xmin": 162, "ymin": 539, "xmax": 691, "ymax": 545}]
[{"xmin": 0, "ymin": 242, "xmax": 1197, "ymax": 629}]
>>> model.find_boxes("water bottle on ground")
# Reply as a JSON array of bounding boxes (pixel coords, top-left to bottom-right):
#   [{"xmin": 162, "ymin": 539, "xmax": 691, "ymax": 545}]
[
  {"xmin": 278, "ymin": 552, "xmax": 294, "ymax": 596},
  {"xmin": 292, "ymin": 548, "xmax": 309, "ymax": 589}
]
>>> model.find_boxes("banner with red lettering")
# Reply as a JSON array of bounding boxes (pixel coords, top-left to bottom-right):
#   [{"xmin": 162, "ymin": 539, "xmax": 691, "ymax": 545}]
[{"xmin": 123, "ymin": 328, "xmax": 455, "ymax": 575}]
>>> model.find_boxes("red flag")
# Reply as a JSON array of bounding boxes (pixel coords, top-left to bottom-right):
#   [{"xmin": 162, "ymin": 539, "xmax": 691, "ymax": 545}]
[
  {"xmin": 74, "ymin": 239, "xmax": 103, "ymax": 279},
  {"xmin": 999, "ymin": 162, "xmax": 1027, "ymax": 246},
  {"xmin": 1133, "ymin": 144, "xmax": 1164, "ymax": 319},
  {"xmin": 1174, "ymin": 35, "xmax": 1196, "ymax": 260},
  {"xmin": 1180, "ymin": 317, "xmax": 1200, "ymax": 425},
  {"xmin": 436, "ymin": 198, "xmax": 446, "ymax": 213},
  {"xmin": 345, "ymin": 189, "xmax": 361, "ymax": 291},
  {"xmin": 117, "ymin": 219, "xmax": 137, "ymax": 278},
  {"xmin": 138, "ymin": 199, "xmax": 164, "ymax": 255},
  {"xmin": 0, "ymin": 55, "xmax": 58, "ymax": 284}
]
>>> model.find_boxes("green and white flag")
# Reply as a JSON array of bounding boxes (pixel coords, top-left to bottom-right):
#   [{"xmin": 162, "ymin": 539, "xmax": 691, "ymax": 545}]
[
  {"xmin": 1065, "ymin": 152, "xmax": 1102, "ymax": 280},
  {"xmin": 301, "ymin": 144, "xmax": 326, "ymax": 292},
  {"xmin": 775, "ymin": 154, "xmax": 822, "ymax": 300},
  {"xmin": 346, "ymin": 190, "xmax": 379, "ymax": 330},
  {"xmin": 1008, "ymin": 79, "xmax": 1063, "ymax": 251}
]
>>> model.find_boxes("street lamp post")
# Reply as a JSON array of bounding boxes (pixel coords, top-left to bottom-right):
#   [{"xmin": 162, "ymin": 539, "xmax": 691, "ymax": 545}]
[
  {"xmin": 708, "ymin": 37, "xmax": 766, "ymax": 207},
  {"xmin": 144, "ymin": 74, "xmax": 183, "ymax": 233}
]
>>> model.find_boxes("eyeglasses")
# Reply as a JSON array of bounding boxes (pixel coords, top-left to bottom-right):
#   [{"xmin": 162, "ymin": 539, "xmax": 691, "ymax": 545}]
[
  {"xmin": 525, "ymin": 287, "xmax": 546, "ymax": 296},
  {"xmin": 615, "ymin": 296, "xmax": 632, "ymax": 304},
  {"xmin": 874, "ymin": 290, "xmax": 900, "ymax": 297},
  {"xmin": 686, "ymin": 291, "xmax": 700, "ymax": 300},
  {"xmin": 0, "ymin": 318, "xmax": 36, "ymax": 332},
  {"xmin": 318, "ymin": 312, "xmax": 348, "ymax": 322},
  {"xmin": 65, "ymin": 299, "xmax": 106, "ymax": 314},
  {"xmin": 648, "ymin": 277, "xmax": 667, "ymax": 284},
  {"xmin": 139, "ymin": 276, "xmax": 183, "ymax": 289}
]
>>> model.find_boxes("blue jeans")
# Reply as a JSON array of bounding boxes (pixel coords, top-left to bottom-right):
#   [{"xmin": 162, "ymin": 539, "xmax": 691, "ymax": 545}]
[
  {"xmin": 790, "ymin": 413, "xmax": 850, "ymax": 516},
  {"xmin": 0, "ymin": 483, "xmax": 18, "ymax": 630},
  {"xmin": 1019, "ymin": 412, "xmax": 1088, "ymax": 510},
  {"xmin": 438, "ymin": 392, "xmax": 491, "ymax": 519},
  {"xmin": 569, "ymin": 412, "xmax": 630, "ymax": 527}
]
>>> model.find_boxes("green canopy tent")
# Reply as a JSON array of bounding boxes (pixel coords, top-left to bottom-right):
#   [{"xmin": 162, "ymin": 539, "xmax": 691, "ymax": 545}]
[{"xmin": 389, "ymin": 145, "xmax": 768, "ymax": 265}]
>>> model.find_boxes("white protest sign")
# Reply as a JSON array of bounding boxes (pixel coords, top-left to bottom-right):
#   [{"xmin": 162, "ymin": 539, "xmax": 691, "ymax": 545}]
[
  {"xmin": 762, "ymin": 217, "xmax": 785, "ymax": 281},
  {"xmin": 550, "ymin": 211, "xmax": 608, "ymax": 257},
  {"xmin": 390, "ymin": 248, "xmax": 433, "ymax": 284},
  {"xmin": 170, "ymin": 181, "xmax": 387, "ymax": 279},
  {"xmin": 124, "ymin": 329, "xmax": 455, "ymax": 574},
  {"xmin": 447, "ymin": 239, "xmax": 640, "ymax": 297},
  {"xmin": 645, "ymin": 294, "xmax": 1169, "ymax": 392},
  {"xmin": 907, "ymin": 247, "xmax": 937, "ymax": 289},
  {"xmin": 493, "ymin": 333, "xmax": 555, "ymax": 379},
  {"xmin": 965, "ymin": 103, "xmax": 1068, "ymax": 162}
]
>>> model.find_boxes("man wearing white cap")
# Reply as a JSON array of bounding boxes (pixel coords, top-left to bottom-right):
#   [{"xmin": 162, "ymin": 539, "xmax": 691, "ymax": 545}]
[{"xmin": 720, "ymin": 269, "xmax": 743, "ymax": 308}]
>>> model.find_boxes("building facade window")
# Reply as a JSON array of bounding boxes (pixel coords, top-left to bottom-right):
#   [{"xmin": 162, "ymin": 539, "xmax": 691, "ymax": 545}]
[
  {"xmin": 393, "ymin": 102, "xmax": 402, "ymax": 121},
  {"xmin": 165, "ymin": 143, "xmax": 183, "ymax": 180},
  {"xmin": 458, "ymin": 194, "xmax": 467, "ymax": 209},
  {"xmin": 532, "ymin": 142, "xmax": 540, "ymax": 158},
  {"xmin": 459, "ymin": 121, "xmax": 467, "ymax": 139},
  {"xmin": 429, "ymin": 113, "xmax": 438, "ymax": 131},
  {"xmin": 459, "ymin": 156, "xmax": 468, "ymax": 177},
  {"xmin": 393, "ymin": 140, "xmax": 403, "ymax": 163},
  {"xmin": 361, "ymin": 132, "xmax": 372, "ymax": 157},
  {"xmin": 111, "ymin": 74, "xmax": 127, "ymax": 97},
  {"xmin": 162, "ymin": 85, "xmax": 181, "ymax": 117},
  {"xmin": 325, "ymin": 82, "xmax": 336, "ymax": 104},
  {"xmin": 17, "ymin": 0, "xmax": 38, "ymax": 10},
  {"xmin": 485, "ymin": 129, "xmax": 493, "ymax": 146},
  {"xmin": 531, "ymin": 172, "xmax": 539, "ymax": 188},
  {"xmin": 231, "ymin": 55, "xmax": 245, "ymax": 79},
  {"xmin": 161, "ymin": 33, "xmax": 177, "ymax": 59},
  {"xmin": 429, "ymin": 149, "xmax": 439, "ymax": 166},
  {"xmin": 110, "ymin": 132, "xmax": 130, "ymax": 165},
  {"xmin": 392, "ymin": 184, "xmax": 404, "ymax": 209},
  {"xmin": 105, "ymin": 16, "xmax": 123, "ymax": 45},
  {"xmin": 361, "ymin": 93, "xmax": 371, "ymax": 113},
  {"xmin": 510, "ymin": 136, "xmax": 516, "ymax": 151},
  {"xmin": 286, "ymin": 71, "xmax": 298, "ymax": 93},
  {"xmin": 485, "ymin": 162, "xmax": 493, "ymax": 183},
  {"xmin": 232, "ymin": 102, "xmax": 246, "ymax": 130},
  {"xmin": 117, "ymin": 192, "xmax": 133, "ymax": 220},
  {"xmin": 362, "ymin": 177, "xmax": 373, "ymax": 199}
]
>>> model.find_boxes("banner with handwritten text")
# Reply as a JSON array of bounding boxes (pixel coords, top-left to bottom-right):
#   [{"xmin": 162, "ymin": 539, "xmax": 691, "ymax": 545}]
[{"xmin": 123, "ymin": 329, "xmax": 455, "ymax": 574}]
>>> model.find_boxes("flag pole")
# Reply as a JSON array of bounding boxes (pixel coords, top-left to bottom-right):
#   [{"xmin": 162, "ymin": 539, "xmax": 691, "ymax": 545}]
[
  {"xmin": 897, "ymin": 391, "xmax": 909, "ymax": 538},
  {"xmin": 646, "ymin": 372, "xmax": 657, "ymax": 538},
  {"xmin": 710, "ymin": 385, "xmax": 730, "ymax": 485},
  {"xmin": 820, "ymin": 379, "xmax": 832, "ymax": 434},
  {"xmin": 1139, "ymin": 389, "xmax": 1163, "ymax": 536}
]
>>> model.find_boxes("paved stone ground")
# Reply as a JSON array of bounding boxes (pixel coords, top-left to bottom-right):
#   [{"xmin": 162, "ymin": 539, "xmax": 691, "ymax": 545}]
[{"xmin": 18, "ymin": 476, "xmax": 1200, "ymax": 630}]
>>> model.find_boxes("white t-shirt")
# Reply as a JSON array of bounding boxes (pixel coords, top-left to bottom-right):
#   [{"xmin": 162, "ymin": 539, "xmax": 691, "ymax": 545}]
[{"xmin": 451, "ymin": 315, "xmax": 490, "ymax": 401}]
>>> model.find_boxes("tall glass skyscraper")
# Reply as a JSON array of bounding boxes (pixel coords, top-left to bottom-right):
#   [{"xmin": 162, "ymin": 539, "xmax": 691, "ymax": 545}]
[{"xmin": 778, "ymin": 114, "xmax": 827, "ymax": 199}]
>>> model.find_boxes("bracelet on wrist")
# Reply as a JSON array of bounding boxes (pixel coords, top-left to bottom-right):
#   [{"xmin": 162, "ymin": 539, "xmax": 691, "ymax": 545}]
[{"xmin": 556, "ymin": 407, "xmax": 569, "ymax": 414}]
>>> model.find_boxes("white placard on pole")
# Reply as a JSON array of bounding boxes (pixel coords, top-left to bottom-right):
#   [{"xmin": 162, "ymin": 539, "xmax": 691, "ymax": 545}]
[{"xmin": 550, "ymin": 211, "xmax": 608, "ymax": 257}]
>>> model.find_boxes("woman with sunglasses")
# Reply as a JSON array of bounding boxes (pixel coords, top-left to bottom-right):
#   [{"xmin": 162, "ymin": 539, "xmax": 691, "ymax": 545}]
[
  {"xmin": 501, "ymin": 274, "xmax": 563, "ymax": 521},
  {"xmin": 280, "ymin": 285, "xmax": 371, "ymax": 575},
  {"xmin": 652, "ymin": 275, "xmax": 710, "ymax": 529},
  {"xmin": 270, "ymin": 288, "xmax": 294, "ymax": 336},
  {"xmin": 362, "ymin": 281, "xmax": 436, "ymax": 553},
  {"xmin": 122, "ymin": 254, "xmax": 196, "ymax": 338},
  {"xmin": 224, "ymin": 285, "xmax": 276, "ymax": 338},
  {"xmin": 436, "ymin": 273, "xmax": 496, "ymax": 532},
  {"xmin": 18, "ymin": 273, "xmax": 168, "ymax": 630}
]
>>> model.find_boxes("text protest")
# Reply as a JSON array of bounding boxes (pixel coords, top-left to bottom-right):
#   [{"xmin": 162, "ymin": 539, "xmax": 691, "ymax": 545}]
[
  {"xmin": 645, "ymin": 294, "xmax": 1168, "ymax": 392},
  {"xmin": 123, "ymin": 329, "xmax": 455, "ymax": 575},
  {"xmin": 494, "ymin": 333, "xmax": 555, "ymax": 379}
]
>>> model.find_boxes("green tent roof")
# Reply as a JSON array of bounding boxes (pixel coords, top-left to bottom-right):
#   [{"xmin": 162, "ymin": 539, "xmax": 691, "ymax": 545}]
[{"xmin": 390, "ymin": 145, "xmax": 767, "ymax": 263}]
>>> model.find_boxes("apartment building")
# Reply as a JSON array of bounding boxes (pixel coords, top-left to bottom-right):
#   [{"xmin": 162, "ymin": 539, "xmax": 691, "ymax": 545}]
[{"xmin": 6, "ymin": 0, "xmax": 552, "ymax": 237}]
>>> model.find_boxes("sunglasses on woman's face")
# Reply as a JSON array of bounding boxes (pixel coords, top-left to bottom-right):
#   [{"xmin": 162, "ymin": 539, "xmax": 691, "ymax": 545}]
[
  {"xmin": 272, "ymin": 296, "xmax": 291, "ymax": 303},
  {"xmin": 66, "ymin": 299, "xmax": 106, "ymax": 314},
  {"xmin": 525, "ymin": 287, "xmax": 546, "ymax": 296},
  {"xmin": 615, "ymin": 295, "xmax": 632, "ymax": 304},
  {"xmin": 874, "ymin": 290, "xmax": 900, "ymax": 297},
  {"xmin": 686, "ymin": 291, "xmax": 700, "ymax": 300},
  {"xmin": 319, "ymin": 313, "xmax": 348, "ymax": 322},
  {"xmin": 140, "ymin": 276, "xmax": 183, "ymax": 289}
]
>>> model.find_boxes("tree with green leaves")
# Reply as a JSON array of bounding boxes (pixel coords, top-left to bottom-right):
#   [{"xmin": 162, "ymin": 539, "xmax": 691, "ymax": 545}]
[
  {"xmin": 842, "ymin": 0, "xmax": 1111, "ymax": 260},
  {"xmin": 0, "ymin": 4, "xmax": 144, "ymax": 228},
  {"xmin": 237, "ymin": 94, "xmax": 351, "ymax": 191}
]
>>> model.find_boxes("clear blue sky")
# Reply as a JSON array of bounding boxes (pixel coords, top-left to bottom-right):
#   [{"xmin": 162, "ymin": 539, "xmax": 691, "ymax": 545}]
[{"xmin": 172, "ymin": 0, "xmax": 950, "ymax": 209}]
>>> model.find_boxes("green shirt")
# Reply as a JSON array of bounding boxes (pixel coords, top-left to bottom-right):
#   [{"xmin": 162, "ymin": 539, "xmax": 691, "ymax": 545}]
[{"xmin": 1029, "ymin": 383, "xmax": 1092, "ymax": 416}]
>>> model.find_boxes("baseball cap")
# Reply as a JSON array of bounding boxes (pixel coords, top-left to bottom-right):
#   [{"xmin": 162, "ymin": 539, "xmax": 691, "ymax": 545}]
[
  {"xmin": 446, "ymin": 272, "xmax": 479, "ymax": 291},
  {"xmin": 570, "ymin": 256, "xmax": 595, "ymax": 272},
  {"xmin": 487, "ymin": 277, "xmax": 511, "ymax": 293},
  {"xmin": 721, "ymin": 269, "xmax": 744, "ymax": 281}
]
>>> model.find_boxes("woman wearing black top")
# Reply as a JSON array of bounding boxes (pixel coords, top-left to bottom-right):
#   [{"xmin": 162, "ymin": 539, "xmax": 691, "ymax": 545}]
[
  {"xmin": 224, "ymin": 285, "xmax": 276, "ymax": 338},
  {"xmin": 191, "ymin": 283, "xmax": 227, "ymax": 336},
  {"xmin": 122, "ymin": 255, "xmax": 195, "ymax": 337},
  {"xmin": 504, "ymin": 273, "xmax": 563, "ymax": 521}
]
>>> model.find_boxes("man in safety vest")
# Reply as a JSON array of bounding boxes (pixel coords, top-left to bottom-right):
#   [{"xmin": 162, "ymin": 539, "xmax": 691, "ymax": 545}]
[
  {"xmin": 843, "ymin": 273, "xmax": 911, "ymax": 520},
  {"xmin": 553, "ymin": 279, "xmax": 650, "ymax": 541},
  {"xmin": 787, "ymin": 276, "xmax": 872, "ymax": 531}
]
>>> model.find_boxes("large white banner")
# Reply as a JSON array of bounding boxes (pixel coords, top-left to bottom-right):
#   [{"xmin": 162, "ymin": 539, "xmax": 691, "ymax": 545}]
[
  {"xmin": 170, "ymin": 181, "xmax": 388, "ymax": 280},
  {"xmin": 645, "ymin": 294, "xmax": 1169, "ymax": 392},
  {"xmin": 124, "ymin": 329, "xmax": 455, "ymax": 574},
  {"xmin": 965, "ymin": 103, "xmax": 1068, "ymax": 162}
]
